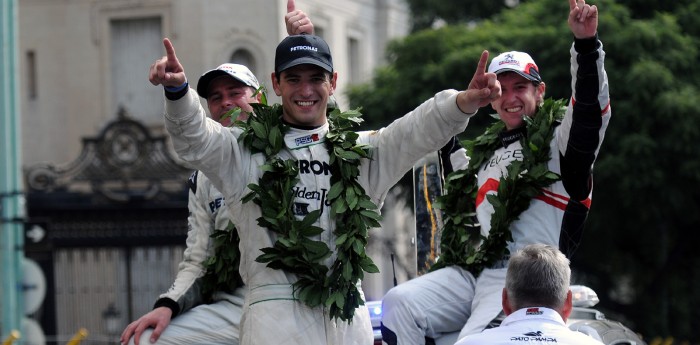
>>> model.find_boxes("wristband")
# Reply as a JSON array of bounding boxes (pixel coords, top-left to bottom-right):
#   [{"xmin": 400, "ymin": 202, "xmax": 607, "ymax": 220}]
[{"xmin": 164, "ymin": 81, "xmax": 188, "ymax": 93}]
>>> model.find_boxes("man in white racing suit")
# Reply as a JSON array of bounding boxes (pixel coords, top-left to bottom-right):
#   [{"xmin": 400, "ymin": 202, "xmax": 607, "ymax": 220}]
[
  {"xmin": 380, "ymin": 0, "xmax": 611, "ymax": 343},
  {"xmin": 148, "ymin": 25, "xmax": 502, "ymax": 344},
  {"xmin": 120, "ymin": 3, "xmax": 315, "ymax": 344},
  {"xmin": 454, "ymin": 244, "xmax": 604, "ymax": 345},
  {"xmin": 120, "ymin": 63, "xmax": 258, "ymax": 345}
]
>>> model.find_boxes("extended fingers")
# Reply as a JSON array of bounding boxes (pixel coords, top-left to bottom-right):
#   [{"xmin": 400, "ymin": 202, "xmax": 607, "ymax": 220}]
[
  {"xmin": 574, "ymin": 2, "xmax": 590, "ymax": 21},
  {"xmin": 120, "ymin": 321, "xmax": 138, "ymax": 345},
  {"xmin": 568, "ymin": 0, "xmax": 579, "ymax": 10},
  {"xmin": 132, "ymin": 319, "xmax": 158, "ymax": 345},
  {"xmin": 570, "ymin": 0, "xmax": 596, "ymax": 22},
  {"xmin": 163, "ymin": 38, "xmax": 178, "ymax": 64},
  {"xmin": 475, "ymin": 50, "xmax": 490, "ymax": 76}
]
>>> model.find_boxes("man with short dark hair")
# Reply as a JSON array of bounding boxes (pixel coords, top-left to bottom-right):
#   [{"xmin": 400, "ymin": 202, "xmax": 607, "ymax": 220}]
[
  {"xmin": 148, "ymin": 17, "xmax": 502, "ymax": 344},
  {"xmin": 454, "ymin": 244, "xmax": 604, "ymax": 345}
]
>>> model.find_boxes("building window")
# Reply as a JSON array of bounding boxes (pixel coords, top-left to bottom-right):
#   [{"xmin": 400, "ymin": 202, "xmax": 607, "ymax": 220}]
[
  {"xmin": 230, "ymin": 49, "xmax": 256, "ymax": 74},
  {"xmin": 348, "ymin": 37, "xmax": 360, "ymax": 84},
  {"xmin": 110, "ymin": 17, "xmax": 163, "ymax": 124}
]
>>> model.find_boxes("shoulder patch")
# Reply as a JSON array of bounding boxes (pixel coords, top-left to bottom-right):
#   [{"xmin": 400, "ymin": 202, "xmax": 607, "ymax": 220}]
[{"xmin": 188, "ymin": 170, "xmax": 198, "ymax": 194}]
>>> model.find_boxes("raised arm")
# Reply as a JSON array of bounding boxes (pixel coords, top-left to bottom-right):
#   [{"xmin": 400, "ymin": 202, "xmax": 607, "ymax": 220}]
[{"xmin": 558, "ymin": 0, "xmax": 609, "ymax": 201}]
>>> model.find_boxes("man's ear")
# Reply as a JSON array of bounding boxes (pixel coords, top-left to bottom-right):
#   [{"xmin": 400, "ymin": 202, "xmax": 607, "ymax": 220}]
[
  {"xmin": 537, "ymin": 82, "xmax": 547, "ymax": 102},
  {"xmin": 502, "ymin": 288, "xmax": 514, "ymax": 316},
  {"xmin": 271, "ymin": 72, "xmax": 282, "ymax": 96},
  {"xmin": 328, "ymin": 72, "xmax": 338, "ymax": 95},
  {"xmin": 561, "ymin": 290, "xmax": 573, "ymax": 322}
]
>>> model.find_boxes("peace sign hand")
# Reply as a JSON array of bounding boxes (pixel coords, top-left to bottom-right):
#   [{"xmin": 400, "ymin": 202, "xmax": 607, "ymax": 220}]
[{"xmin": 456, "ymin": 50, "xmax": 501, "ymax": 114}]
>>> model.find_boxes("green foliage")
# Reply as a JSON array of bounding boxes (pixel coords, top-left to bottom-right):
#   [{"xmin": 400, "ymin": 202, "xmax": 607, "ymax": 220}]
[
  {"xmin": 582, "ymin": 8, "xmax": 700, "ymax": 336},
  {"xmin": 350, "ymin": 0, "xmax": 700, "ymax": 340},
  {"xmin": 201, "ymin": 221, "xmax": 244, "ymax": 300},
  {"xmin": 608, "ymin": 0, "xmax": 696, "ymax": 19},
  {"xmin": 241, "ymin": 104, "xmax": 381, "ymax": 322},
  {"xmin": 431, "ymin": 99, "xmax": 565, "ymax": 275},
  {"xmin": 404, "ymin": 0, "xmax": 515, "ymax": 32}
]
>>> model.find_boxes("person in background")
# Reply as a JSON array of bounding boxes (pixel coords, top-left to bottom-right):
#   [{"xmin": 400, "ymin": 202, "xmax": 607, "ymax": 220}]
[
  {"xmin": 120, "ymin": 2, "xmax": 313, "ymax": 344},
  {"xmin": 454, "ymin": 243, "xmax": 604, "ymax": 345},
  {"xmin": 380, "ymin": 0, "xmax": 610, "ymax": 343}
]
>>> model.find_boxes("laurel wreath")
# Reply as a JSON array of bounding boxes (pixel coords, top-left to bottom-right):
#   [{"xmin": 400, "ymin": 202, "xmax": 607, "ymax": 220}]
[
  {"xmin": 201, "ymin": 220, "xmax": 243, "ymax": 301},
  {"xmin": 431, "ymin": 98, "xmax": 566, "ymax": 276},
  {"xmin": 230, "ymin": 102, "xmax": 381, "ymax": 321},
  {"xmin": 200, "ymin": 91, "xmax": 268, "ymax": 302}
]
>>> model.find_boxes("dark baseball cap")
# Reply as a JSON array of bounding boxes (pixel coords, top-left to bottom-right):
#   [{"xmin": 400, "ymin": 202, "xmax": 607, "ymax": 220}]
[{"xmin": 275, "ymin": 34, "xmax": 333, "ymax": 75}]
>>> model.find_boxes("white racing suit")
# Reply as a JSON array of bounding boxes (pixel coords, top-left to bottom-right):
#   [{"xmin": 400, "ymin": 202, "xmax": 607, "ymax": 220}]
[
  {"xmin": 128, "ymin": 171, "xmax": 245, "ymax": 345},
  {"xmin": 380, "ymin": 37, "xmax": 611, "ymax": 344},
  {"xmin": 162, "ymin": 87, "xmax": 473, "ymax": 344},
  {"xmin": 453, "ymin": 307, "xmax": 605, "ymax": 345}
]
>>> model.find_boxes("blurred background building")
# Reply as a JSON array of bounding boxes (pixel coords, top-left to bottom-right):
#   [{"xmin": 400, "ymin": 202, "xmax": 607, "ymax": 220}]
[{"xmin": 3, "ymin": 0, "xmax": 415, "ymax": 343}]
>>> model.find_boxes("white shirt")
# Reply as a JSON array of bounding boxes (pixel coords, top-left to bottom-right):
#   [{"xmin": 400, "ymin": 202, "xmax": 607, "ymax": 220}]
[{"xmin": 454, "ymin": 307, "xmax": 604, "ymax": 345}]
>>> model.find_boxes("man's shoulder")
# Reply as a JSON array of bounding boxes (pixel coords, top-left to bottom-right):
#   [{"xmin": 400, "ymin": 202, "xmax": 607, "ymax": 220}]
[
  {"xmin": 453, "ymin": 329, "xmax": 507, "ymax": 345},
  {"xmin": 563, "ymin": 329, "xmax": 606, "ymax": 345},
  {"xmin": 188, "ymin": 170, "xmax": 224, "ymax": 196},
  {"xmin": 455, "ymin": 323, "xmax": 605, "ymax": 345}
]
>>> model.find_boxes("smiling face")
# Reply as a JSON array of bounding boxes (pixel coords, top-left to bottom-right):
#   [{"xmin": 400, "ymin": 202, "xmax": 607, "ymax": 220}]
[
  {"xmin": 271, "ymin": 64, "xmax": 337, "ymax": 127},
  {"xmin": 491, "ymin": 72, "xmax": 546, "ymax": 130},
  {"xmin": 205, "ymin": 76, "xmax": 260, "ymax": 126}
]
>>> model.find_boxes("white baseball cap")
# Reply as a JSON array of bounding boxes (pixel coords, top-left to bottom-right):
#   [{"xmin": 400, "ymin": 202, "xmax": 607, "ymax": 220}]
[
  {"xmin": 196, "ymin": 63, "xmax": 260, "ymax": 98},
  {"xmin": 488, "ymin": 51, "xmax": 542, "ymax": 83}
]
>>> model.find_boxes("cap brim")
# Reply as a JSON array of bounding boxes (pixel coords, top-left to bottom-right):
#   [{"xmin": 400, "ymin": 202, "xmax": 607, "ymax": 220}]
[
  {"xmin": 495, "ymin": 68, "xmax": 541, "ymax": 83},
  {"xmin": 197, "ymin": 70, "xmax": 254, "ymax": 98},
  {"xmin": 276, "ymin": 57, "xmax": 333, "ymax": 74}
]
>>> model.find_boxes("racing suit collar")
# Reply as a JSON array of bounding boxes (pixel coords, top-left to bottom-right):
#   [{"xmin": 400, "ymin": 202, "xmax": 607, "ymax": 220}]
[
  {"xmin": 499, "ymin": 126, "xmax": 527, "ymax": 148},
  {"xmin": 281, "ymin": 118, "xmax": 325, "ymax": 131},
  {"xmin": 502, "ymin": 307, "xmax": 566, "ymax": 327},
  {"xmin": 284, "ymin": 122, "xmax": 329, "ymax": 150}
]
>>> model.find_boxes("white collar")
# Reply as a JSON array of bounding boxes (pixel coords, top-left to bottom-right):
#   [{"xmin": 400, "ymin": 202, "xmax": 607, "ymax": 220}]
[
  {"xmin": 283, "ymin": 123, "xmax": 329, "ymax": 150},
  {"xmin": 502, "ymin": 307, "xmax": 566, "ymax": 326}
]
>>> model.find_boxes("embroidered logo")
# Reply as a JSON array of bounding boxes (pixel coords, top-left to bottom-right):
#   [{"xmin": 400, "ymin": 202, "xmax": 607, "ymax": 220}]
[
  {"xmin": 498, "ymin": 53, "xmax": 521, "ymax": 67},
  {"xmin": 294, "ymin": 133, "xmax": 321, "ymax": 147},
  {"xmin": 292, "ymin": 187, "xmax": 332, "ymax": 216},
  {"xmin": 525, "ymin": 307, "xmax": 543, "ymax": 315},
  {"xmin": 511, "ymin": 331, "xmax": 558, "ymax": 342},
  {"xmin": 290, "ymin": 45, "xmax": 318, "ymax": 52}
]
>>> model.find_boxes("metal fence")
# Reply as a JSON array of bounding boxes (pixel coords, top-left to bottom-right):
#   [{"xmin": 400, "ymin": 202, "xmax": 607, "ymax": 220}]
[{"xmin": 51, "ymin": 245, "xmax": 184, "ymax": 344}]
